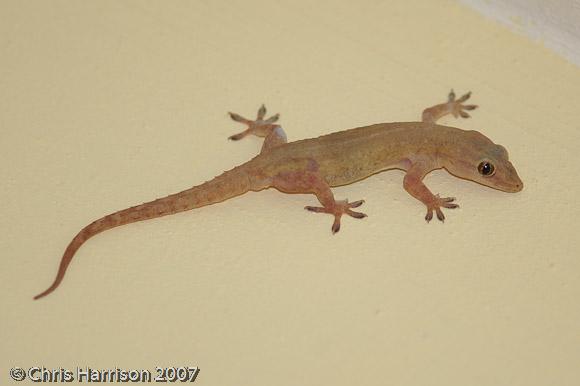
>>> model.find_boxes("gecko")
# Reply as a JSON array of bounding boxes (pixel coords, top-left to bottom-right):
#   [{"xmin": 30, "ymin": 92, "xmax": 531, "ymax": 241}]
[{"xmin": 34, "ymin": 90, "xmax": 523, "ymax": 300}]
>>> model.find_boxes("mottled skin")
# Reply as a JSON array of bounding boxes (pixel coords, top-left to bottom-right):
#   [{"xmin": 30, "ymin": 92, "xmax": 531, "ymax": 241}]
[{"xmin": 34, "ymin": 90, "xmax": 523, "ymax": 300}]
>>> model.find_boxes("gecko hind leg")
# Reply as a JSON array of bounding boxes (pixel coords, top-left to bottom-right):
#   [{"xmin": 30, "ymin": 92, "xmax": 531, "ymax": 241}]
[
  {"xmin": 228, "ymin": 104, "xmax": 287, "ymax": 153},
  {"xmin": 272, "ymin": 163, "xmax": 366, "ymax": 233},
  {"xmin": 421, "ymin": 89, "xmax": 478, "ymax": 124},
  {"xmin": 305, "ymin": 199, "xmax": 367, "ymax": 233}
]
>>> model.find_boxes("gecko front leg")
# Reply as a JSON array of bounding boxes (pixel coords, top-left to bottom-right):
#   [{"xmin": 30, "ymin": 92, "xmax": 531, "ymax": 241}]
[
  {"xmin": 271, "ymin": 158, "xmax": 366, "ymax": 233},
  {"xmin": 403, "ymin": 159, "xmax": 459, "ymax": 222},
  {"xmin": 421, "ymin": 89, "xmax": 478, "ymax": 124}
]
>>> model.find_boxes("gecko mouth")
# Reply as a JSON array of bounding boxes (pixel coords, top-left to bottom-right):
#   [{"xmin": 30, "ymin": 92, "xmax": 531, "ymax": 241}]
[
  {"xmin": 506, "ymin": 171, "xmax": 524, "ymax": 192},
  {"xmin": 504, "ymin": 183, "xmax": 523, "ymax": 193},
  {"xmin": 494, "ymin": 178, "xmax": 523, "ymax": 193}
]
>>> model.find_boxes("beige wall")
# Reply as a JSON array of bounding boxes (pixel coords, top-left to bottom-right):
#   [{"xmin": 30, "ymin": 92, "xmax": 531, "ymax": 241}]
[{"xmin": 1, "ymin": 1, "xmax": 579, "ymax": 385}]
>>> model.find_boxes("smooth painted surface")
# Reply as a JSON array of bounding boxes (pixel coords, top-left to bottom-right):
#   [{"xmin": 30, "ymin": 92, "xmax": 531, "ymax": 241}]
[
  {"xmin": 462, "ymin": 0, "xmax": 580, "ymax": 65},
  {"xmin": 1, "ymin": 1, "xmax": 579, "ymax": 385}
]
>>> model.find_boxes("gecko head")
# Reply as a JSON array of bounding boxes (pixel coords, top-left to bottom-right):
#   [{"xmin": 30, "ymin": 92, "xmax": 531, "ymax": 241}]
[{"xmin": 442, "ymin": 131, "xmax": 523, "ymax": 193}]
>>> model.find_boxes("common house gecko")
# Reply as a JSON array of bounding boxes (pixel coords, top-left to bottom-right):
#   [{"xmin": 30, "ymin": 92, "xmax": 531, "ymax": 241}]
[{"xmin": 34, "ymin": 90, "xmax": 523, "ymax": 300}]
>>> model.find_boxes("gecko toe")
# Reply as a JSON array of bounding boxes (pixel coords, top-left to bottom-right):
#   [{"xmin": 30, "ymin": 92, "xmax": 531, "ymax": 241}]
[
  {"xmin": 348, "ymin": 199, "xmax": 365, "ymax": 208},
  {"xmin": 448, "ymin": 89, "xmax": 456, "ymax": 102},
  {"xmin": 457, "ymin": 91, "xmax": 472, "ymax": 103},
  {"xmin": 305, "ymin": 205, "xmax": 326, "ymax": 213},
  {"xmin": 229, "ymin": 131, "xmax": 248, "ymax": 141},
  {"xmin": 229, "ymin": 112, "xmax": 250, "ymax": 123},
  {"xmin": 257, "ymin": 104, "xmax": 267, "ymax": 120},
  {"xmin": 436, "ymin": 208, "xmax": 445, "ymax": 222},
  {"xmin": 265, "ymin": 113, "xmax": 280, "ymax": 123},
  {"xmin": 347, "ymin": 210, "xmax": 367, "ymax": 219},
  {"xmin": 439, "ymin": 196, "xmax": 459, "ymax": 209},
  {"xmin": 331, "ymin": 219, "xmax": 341, "ymax": 234}
]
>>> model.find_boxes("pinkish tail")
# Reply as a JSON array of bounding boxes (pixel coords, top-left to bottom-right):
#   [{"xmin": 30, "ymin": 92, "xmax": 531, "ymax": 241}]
[{"xmin": 34, "ymin": 163, "xmax": 254, "ymax": 300}]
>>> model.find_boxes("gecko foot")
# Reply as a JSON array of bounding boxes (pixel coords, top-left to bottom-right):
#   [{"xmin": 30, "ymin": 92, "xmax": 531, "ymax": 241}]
[
  {"xmin": 305, "ymin": 199, "xmax": 367, "ymax": 234},
  {"xmin": 447, "ymin": 89, "xmax": 478, "ymax": 119},
  {"xmin": 228, "ymin": 104, "xmax": 280, "ymax": 140},
  {"xmin": 425, "ymin": 195, "xmax": 459, "ymax": 223}
]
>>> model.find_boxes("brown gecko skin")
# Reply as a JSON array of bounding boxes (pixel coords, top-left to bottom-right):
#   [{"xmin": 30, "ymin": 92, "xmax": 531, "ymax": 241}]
[{"xmin": 34, "ymin": 91, "xmax": 523, "ymax": 300}]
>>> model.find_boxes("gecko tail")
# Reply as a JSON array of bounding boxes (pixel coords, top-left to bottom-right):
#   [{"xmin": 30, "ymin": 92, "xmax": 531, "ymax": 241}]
[
  {"xmin": 33, "ymin": 163, "xmax": 256, "ymax": 300},
  {"xmin": 34, "ymin": 215, "xmax": 119, "ymax": 300},
  {"xmin": 33, "ymin": 228, "xmax": 90, "ymax": 300}
]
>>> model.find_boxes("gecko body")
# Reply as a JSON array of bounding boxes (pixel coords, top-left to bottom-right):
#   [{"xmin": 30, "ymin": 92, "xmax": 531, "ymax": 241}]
[{"xmin": 34, "ymin": 91, "xmax": 523, "ymax": 300}]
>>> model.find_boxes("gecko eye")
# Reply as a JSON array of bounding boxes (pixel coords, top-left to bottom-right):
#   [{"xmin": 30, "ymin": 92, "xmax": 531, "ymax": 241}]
[{"xmin": 478, "ymin": 161, "xmax": 495, "ymax": 176}]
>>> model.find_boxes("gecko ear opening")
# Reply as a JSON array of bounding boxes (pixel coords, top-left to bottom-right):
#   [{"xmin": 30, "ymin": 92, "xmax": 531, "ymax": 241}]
[{"xmin": 477, "ymin": 161, "xmax": 495, "ymax": 177}]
